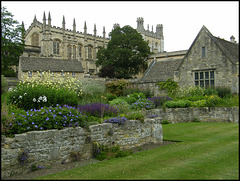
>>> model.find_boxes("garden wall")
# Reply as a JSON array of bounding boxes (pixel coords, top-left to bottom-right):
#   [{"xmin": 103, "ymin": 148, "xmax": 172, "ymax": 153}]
[
  {"xmin": 1, "ymin": 118, "xmax": 163, "ymax": 178},
  {"xmin": 146, "ymin": 107, "xmax": 239, "ymax": 123}
]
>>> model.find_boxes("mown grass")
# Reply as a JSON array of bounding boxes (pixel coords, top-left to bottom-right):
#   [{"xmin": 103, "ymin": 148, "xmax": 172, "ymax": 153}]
[{"xmin": 35, "ymin": 122, "xmax": 239, "ymax": 180}]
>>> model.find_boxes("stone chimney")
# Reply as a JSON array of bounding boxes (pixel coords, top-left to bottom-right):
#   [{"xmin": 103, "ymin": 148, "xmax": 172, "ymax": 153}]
[{"xmin": 230, "ymin": 35, "xmax": 236, "ymax": 43}]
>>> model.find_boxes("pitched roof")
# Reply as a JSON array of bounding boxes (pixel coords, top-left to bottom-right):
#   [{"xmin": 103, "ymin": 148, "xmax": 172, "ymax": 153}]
[
  {"xmin": 141, "ymin": 59, "xmax": 182, "ymax": 83},
  {"xmin": 177, "ymin": 25, "xmax": 239, "ymax": 70},
  {"xmin": 20, "ymin": 57, "xmax": 84, "ymax": 72},
  {"xmin": 213, "ymin": 36, "xmax": 239, "ymax": 64}
]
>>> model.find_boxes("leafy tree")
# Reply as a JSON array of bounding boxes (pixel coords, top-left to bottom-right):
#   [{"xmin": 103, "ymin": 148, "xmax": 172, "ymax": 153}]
[
  {"xmin": 96, "ymin": 25, "xmax": 150, "ymax": 79},
  {"xmin": 1, "ymin": 6, "xmax": 25, "ymax": 73}
]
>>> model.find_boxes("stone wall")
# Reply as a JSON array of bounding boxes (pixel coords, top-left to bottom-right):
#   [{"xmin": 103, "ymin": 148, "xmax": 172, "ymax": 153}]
[
  {"xmin": 146, "ymin": 107, "xmax": 239, "ymax": 123},
  {"xmin": 1, "ymin": 118, "xmax": 162, "ymax": 178}
]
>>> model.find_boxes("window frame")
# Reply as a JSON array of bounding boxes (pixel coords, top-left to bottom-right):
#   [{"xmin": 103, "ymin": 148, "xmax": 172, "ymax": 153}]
[{"xmin": 194, "ymin": 69, "xmax": 215, "ymax": 88}]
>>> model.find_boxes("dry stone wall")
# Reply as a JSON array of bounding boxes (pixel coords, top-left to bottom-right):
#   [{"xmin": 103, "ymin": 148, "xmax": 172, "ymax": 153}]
[
  {"xmin": 146, "ymin": 107, "xmax": 239, "ymax": 123},
  {"xmin": 1, "ymin": 118, "xmax": 162, "ymax": 178}
]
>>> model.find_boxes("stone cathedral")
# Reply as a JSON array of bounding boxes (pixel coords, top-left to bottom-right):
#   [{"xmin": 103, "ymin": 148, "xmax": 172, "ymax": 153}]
[{"xmin": 20, "ymin": 12, "xmax": 164, "ymax": 77}]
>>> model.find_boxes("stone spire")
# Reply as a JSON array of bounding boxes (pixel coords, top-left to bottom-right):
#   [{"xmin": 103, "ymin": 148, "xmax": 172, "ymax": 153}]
[
  {"xmin": 94, "ymin": 23, "xmax": 97, "ymax": 37},
  {"xmin": 43, "ymin": 12, "xmax": 46, "ymax": 25},
  {"xmin": 43, "ymin": 12, "xmax": 46, "ymax": 31},
  {"xmin": 62, "ymin": 15, "xmax": 65, "ymax": 29},
  {"xmin": 33, "ymin": 14, "xmax": 37, "ymax": 25},
  {"xmin": 48, "ymin": 11, "xmax": 51, "ymax": 27},
  {"xmin": 21, "ymin": 21, "xmax": 25, "ymax": 42},
  {"xmin": 73, "ymin": 18, "xmax": 76, "ymax": 32},
  {"xmin": 103, "ymin": 26, "xmax": 106, "ymax": 39},
  {"xmin": 84, "ymin": 21, "xmax": 87, "ymax": 35}
]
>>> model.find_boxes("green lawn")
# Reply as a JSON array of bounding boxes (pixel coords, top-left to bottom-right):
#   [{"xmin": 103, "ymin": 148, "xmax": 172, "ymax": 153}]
[{"xmin": 35, "ymin": 122, "xmax": 239, "ymax": 180}]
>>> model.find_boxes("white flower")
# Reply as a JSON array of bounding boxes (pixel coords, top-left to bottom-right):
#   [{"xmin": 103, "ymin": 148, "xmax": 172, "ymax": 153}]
[
  {"xmin": 8, "ymin": 88, "xmax": 12, "ymax": 91},
  {"xmin": 33, "ymin": 98, "xmax": 36, "ymax": 102},
  {"xmin": 14, "ymin": 101, "xmax": 16, "ymax": 103},
  {"xmin": 38, "ymin": 96, "xmax": 43, "ymax": 100},
  {"xmin": 43, "ymin": 96, "xmax": 47, "ymax": 102},
  {"xmin": 24, "ymin": 93, "xmax": 27, "ymax": 96},
  {"xmin": 37, "ymin": 100, "xmax": 40, "ymax": 102},
  {"xmin": 19, "ymin": 95, "xmax": 22, "ymax": 99}
]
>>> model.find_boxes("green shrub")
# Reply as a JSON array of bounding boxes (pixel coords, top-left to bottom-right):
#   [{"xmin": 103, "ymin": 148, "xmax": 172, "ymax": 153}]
[
  {"xmin": 109, "ymin": 98, "xmax": 130, "ymax": 113},
  {"xmin": 105, "ymin": 93, "xmax": 117, "ymax": 102},
  {"xmin": 1, "ymin": 75, "xmax": 9, "ymax": 94},
  {"xmin": 205, "ymin": 95, "xmax": 223, "ymax": 107},
  {"xmin": 1, "ymin": 68, "xmax": 17, "ymax": 77},
  {"xmin": 184, "ymin": 95, "xmax": 206, "ymax": 102},
  {"xmin": 215, "ymin": 86, "xmax": 232, "ymax": 98},
  {"xmin": 121, "ymin": 96, "xmax": 137, "ymax": 105},
  {"xmin": 105, "ymin": 79, "xmax": 129, "ymax": 96},
  {"xmin": 123, "ymin": 86, "xmax": 153, "ymax": 98},
  {"xmin": 204, "ymin": 87, "xmax": 218, "ymax": 96},
  {"xmin": 124, "ymin": 111, "xmax": 145, "ymax": 123},
  {"xmin": 7, "ymin": 83, "xmax": 79, "ymax": 110},
  {"xmin": 191, "ymin": 100, "xmax": 207, "ymax": 107},
  {"xmin": 175, "ymin": 86, "xmax": 205, "ymax": 99},
  {"xmin": 156, "ymin": 78, "xmax": 179, "ymax": 96},
  {"xmin": 164, "ymin": 100, "xmax": 192, "ymax": 108}
]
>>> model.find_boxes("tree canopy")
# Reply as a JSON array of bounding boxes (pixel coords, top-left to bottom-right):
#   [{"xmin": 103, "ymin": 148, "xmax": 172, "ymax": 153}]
[
  {"xmin": 1, "ymin": 6, "xmax": 25, "ymax": 72},
  {"xmin": 96, "ymin": 25, "xmax": 150, "ymax": 79}
]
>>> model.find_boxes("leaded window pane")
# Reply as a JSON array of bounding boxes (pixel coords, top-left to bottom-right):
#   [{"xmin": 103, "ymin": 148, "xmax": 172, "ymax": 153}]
[
  {"xmin": 195, "ymin": 72, "xmax": 199, "ymax": 80},
  {"xmin": 200, "ymin": 80, "xmax": 204, "ymax": 87},
  {"xmin": 195, "ymin": 81, "xmax": 199, "ymax": 86},
  {"xmin": 200, "ymin": 72, "xmax": 204, "ymax": 79},
  {"xmin": 205, "ymin": 80, "xmax": 209, "ymax": 86},
  {"xmin": 210, "ymin": 71, "xmax": 214, "ymax": 79},
  {"xmin": 205, "ymin": 72, "xmax": 209, "ymax": 79},
  {"xmin": 210, "ymin": 80, "xmax": 214, "ymax": 86}
]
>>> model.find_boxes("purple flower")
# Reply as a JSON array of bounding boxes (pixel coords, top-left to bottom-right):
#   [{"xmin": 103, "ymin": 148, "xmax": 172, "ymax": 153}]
[
  {"xmin": 32, "ymin": 122, "xmax": 34, "ymax": 125},
  {"xmin": 35, "ymin": 125, "xmax": 38, "ymax": 128}
]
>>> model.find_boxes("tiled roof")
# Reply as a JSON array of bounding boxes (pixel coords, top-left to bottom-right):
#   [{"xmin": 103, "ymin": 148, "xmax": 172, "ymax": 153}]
[
  {"xmin": 20, "ymin": 57, "xmax": 84, "ymax": 72},
  {"xmin": 214, "ymin": 36, "xmax": 239, "ymax": 63},
  {"xmin": 141, "ymin": 59, "xmax": 182, "ymax": 83}
]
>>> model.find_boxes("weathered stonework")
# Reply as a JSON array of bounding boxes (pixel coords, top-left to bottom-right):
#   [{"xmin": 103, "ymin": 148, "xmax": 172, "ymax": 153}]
[
  {"xmin": 146, "ymin": 107, "xmax": 239, "ymax": 123},
  {"xmin": 1, "ymin": 118, "xmax": 162, "ymax": 178}
]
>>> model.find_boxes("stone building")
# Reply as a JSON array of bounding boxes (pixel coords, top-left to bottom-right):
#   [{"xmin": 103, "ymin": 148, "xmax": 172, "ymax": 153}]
[
  {"xmin": 19, "ymin": 11, "xmax": 109, "ymax": 78},
  {"xmin": 136, "ymin": 17, "xmax": 164, "ymax": 53},
  {"xmin": 140, "ymin": 25, "xmax": 239, "ymax": 94},
  {"xmin": 174, "ymin": 25, "xmax": 239, "ymax": 93},
  {"xmin": 18, "ymin": 14, "xmax": 165, "ymax": 80}
]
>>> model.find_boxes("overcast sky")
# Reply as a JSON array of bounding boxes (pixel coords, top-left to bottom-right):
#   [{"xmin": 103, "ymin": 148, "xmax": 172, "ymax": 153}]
[{"xmin": 2, "ymin": 1, "xmax": 239, "ymax": 52}]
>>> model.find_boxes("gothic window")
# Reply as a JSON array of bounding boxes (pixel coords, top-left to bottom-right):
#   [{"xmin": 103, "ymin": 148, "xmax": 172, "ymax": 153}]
[
  {"xmin": 88, "ymin": 46, "xmax": 93, "ymax": 59},
  {"xmin": 67, "ymin": 45, "xmax": 72, "ymax": 59},
  {"xmin": 73, "ymin": 45, "xmax": 76, "ymax": 58},
  {"xmin": 78, "ymin": 44, "xmax": 82, "ymax": 58},
  {"xmin": 53, "ymin": 40, "xmax": 61, "ymax": 55},
  {"xmin": 31, "ymin": 33, "xmax": 39, "ymax": 46},
  {"xmin": 194, "ymin": 70, "xmax": 215, "ymax": 88}
]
